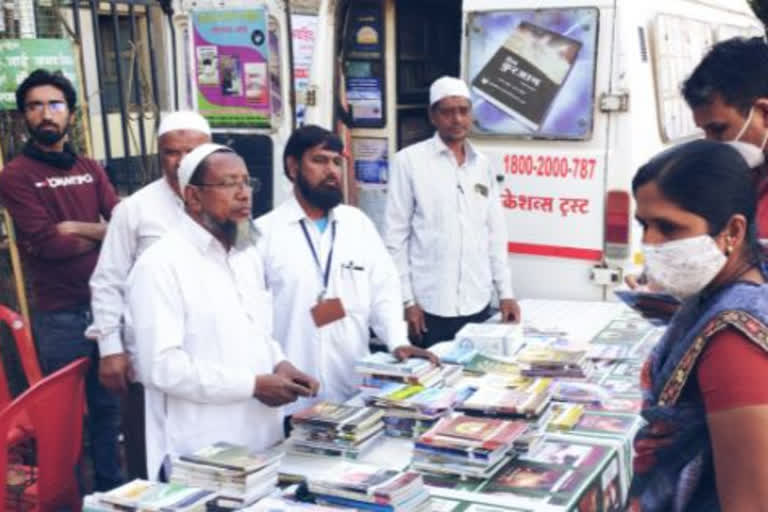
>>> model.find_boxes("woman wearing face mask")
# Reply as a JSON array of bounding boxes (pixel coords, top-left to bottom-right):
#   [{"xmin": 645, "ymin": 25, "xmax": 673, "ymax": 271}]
[{"xmin": 629, "ymin": 139, "xmax": 768, "ymax": 512}]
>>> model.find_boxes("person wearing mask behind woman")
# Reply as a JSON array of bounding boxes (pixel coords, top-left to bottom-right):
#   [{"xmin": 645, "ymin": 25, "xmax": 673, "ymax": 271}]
[{"xmin": 630, "ymin": 139, "xmax": 768, "ymax": 511}]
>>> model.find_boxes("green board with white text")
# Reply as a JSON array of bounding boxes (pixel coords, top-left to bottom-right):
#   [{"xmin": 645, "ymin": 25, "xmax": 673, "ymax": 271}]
[{"xmin": 0, "ymin": 39, "xmax": 77, "ymax": 110}]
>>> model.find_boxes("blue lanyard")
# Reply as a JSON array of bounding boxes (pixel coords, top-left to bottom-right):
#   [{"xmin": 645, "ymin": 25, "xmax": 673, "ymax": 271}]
[{"xmin": 299, "ymin": 219, "xmax": 336, "ymax": 299}]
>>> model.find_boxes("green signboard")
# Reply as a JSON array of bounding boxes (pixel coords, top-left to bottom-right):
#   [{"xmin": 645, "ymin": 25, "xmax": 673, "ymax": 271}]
[{"xmin": 0, "ymin": 39, "xmax": 78, "ymax": 111}]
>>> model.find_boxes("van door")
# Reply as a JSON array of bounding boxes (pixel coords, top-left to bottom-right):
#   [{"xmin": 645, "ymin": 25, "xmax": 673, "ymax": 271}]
[{"xmin": 461, "ymin": 0, "xmax": 617, "ymax": 301}]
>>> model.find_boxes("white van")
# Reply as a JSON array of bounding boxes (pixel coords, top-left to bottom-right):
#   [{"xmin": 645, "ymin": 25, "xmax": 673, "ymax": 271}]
[{"xmin": 302, "ymin": 0, "xmax": 763, "ymax": 301}]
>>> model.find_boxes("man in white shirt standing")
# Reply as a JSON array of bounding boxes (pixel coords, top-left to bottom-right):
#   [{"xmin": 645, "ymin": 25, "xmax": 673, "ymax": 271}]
[
  {"xmin": 87, "ymin": 111, "xmax": 211, "ymax": 478},
  {"xmin": 255, "ymin": 125, "xmax": 437, "ymax": 423},
  {"xmin": 385, "ymin": 76, "xmax": 521, "ymax": 348},
  {"xmin": 126, "ymin": 143, "xmax": 318, "ymax": 480}
]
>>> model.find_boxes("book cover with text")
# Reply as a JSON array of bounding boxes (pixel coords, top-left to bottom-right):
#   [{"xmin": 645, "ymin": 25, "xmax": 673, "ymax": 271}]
[{"xmin": 471, "ymin": 21, "xmax": 582, "ymax": 132}]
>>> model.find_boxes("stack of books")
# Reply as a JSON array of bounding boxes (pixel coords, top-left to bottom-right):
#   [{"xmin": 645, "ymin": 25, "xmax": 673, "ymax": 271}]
[
  {"xmin": 461, "ymin": 352, "xmax": 522, "ymax": 380},
  {"xmin": 83, "ymin": 479, "xmax": 216, "ymax": 512},
  {"xmin": 169, "ymin": 442, "xmax": 282, "ymax": 509},
  {"xmin": 412, "ymin": 415, "xmax": 528, "ymax": 479},
  {"xmin": 478, "ymin": 433, "xmax": 624, "ymax": 511},
  {"xmin": 456, "ymin": 378, "xmax": 552, "ymax": 418},
  {"xmin": 361, "ymin": 381, "xmax": 427, "ymax": 409},
  {"xmin": 545, "ymin": 403, "xmax": 586, "ymax": 431},
  {"xmin": 355, "ymin": 353, "xmax": 462, "ymax": 387},
  {"xmin": 454, "ymin": 322, "xmax": 524, "ymax": 356},
  {"xmin": 516, "ymin": 346, "xmax": 593, "ymax": 378},
  {"xmin": 356, "ymin": 354, "xmax": 464, "ymax": 439},
  {"xmin": 355, "ymin": 353, "xmax": 434, "ymax": 382},
  {"xmin": 360, "ymin": 378, "xmax": 472, "ymax": 438},
  {"xmin": 288, "ymin": 401, "xmax": 385, "ymax": 458},
  {"xmin": 306, "ymin": 462, "xmax": 431, "ymax": 511},
  {"xmin": 550, "ymin": 381, "xmax": 611, "ymax": 405},
  {"xmin": 244, "ymin": 497, "xmax": 346, "ymax": 510},
  {"xmin": 438, "ymin": 343, "xmax": 479, "ymax": 365}
]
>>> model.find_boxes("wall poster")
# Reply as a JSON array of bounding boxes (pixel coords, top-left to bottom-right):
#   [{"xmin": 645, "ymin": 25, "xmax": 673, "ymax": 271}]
[
  {"xmin": 345, "ymin": 3, "xmax": 384, "ymax": 60},
  {"xmin": 192, "ymin": 9, "xmax": 271, "ymax": 128},
  {"xmin": 291, "ymin": 13, "xmax": 318, "ymax": 125},
  {"xmin": 352, "ymin": 137, "xmax": 388, "ymax": 184}
]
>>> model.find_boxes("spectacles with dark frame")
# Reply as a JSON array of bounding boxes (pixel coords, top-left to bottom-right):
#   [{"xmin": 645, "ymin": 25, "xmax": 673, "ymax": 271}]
[
  {"xmin": 193, "ymin": 177, "xmax": 257, "ymax": 191},
  {"xmin": 24, "ymin": 100, "xmax": 68, "ymax": 114}
]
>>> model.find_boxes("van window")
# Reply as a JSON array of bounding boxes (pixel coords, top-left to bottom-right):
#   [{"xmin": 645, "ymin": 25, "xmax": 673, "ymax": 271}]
[
  {"xmin": 652, "ymin": 15, "xmax": 713, "ymax": 142},
  {"xmin": 466, "ymin": 8, "xmax": 599, "ymax": 140}
]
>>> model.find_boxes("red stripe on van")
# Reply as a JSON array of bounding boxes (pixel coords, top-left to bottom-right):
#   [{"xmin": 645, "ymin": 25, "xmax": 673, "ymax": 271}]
[{"xmin": 507, "ymin": 242, "xmax": 603, "ymax": 261}]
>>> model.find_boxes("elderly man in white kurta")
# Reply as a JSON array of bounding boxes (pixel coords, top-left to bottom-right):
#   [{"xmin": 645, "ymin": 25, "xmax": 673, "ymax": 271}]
[
  {"xmin": 87, "ymin": 112, "xmax": 211, "ymax": 479},
  {"xmin": 127, "ymin": 143, "xmax": 318, "ymax": 479}
]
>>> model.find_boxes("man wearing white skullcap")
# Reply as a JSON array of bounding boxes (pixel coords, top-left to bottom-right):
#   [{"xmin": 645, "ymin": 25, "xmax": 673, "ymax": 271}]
[
  {"xmin": 126, "ymin": 144, "xmax": 318, "ymax": 480},
  {"xmin": 384, "ymin": 76, "xmax": 520, "ymax": 348},
  {"xmin": 87, "ymin": 111, "xmax": 211, "ymax": 478}
]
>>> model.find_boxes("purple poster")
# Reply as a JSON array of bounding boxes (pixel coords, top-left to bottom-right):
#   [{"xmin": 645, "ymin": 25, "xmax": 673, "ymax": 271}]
[{"xmin": 192, "ymin": 9, "xmax": 270, "ymax": 128}]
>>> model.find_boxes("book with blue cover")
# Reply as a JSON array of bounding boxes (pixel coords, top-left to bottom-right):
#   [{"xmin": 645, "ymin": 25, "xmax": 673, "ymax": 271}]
[{"xmin": 355, "ymin": 353, "xmax": 434, "ymax": 377}]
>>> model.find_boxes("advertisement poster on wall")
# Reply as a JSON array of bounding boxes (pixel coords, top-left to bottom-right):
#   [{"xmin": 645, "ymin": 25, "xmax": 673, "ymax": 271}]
[
  {"xmin": 192, "ymin": 9, "xmax": 271, "ymax": 128},
  {"xmin": 352, "ymin": 137, "xmax": 388, "ymax": 184},
  {"xmin": 346, "ymin": 77, "xmax": 384, "ymax": 125},
  {"xmin": 268, "ymin": 19, "xmax": 283, "ymax": 121},
  {"xmin": 467, "ymin": 8, "xmax": 598, "ymax": 139},
  {"xmin": 0, "ymin": 39, "xmax": 77, "ymax": 110},
  {"xmin": 345, "ymin": 3, "xmax": 384, "ymax": 60},
  {"xmin": 291, "ymin": 14, "xmax": 318, "ymax": 125}
]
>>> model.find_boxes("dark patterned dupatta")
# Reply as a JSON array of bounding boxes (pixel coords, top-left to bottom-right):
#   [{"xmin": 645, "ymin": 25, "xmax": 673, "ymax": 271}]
[{"xmin": 630, "ymin": 282, "xmax": 768, "ymax": 512}]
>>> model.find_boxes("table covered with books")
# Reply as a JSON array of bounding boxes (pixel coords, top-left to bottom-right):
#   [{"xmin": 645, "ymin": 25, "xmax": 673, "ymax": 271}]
[{"xmin": 85, "ymin": 299, "xmax": 659, "ymax": 512}]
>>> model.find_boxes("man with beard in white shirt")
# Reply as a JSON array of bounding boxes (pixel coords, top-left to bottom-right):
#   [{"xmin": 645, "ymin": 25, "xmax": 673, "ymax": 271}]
[
  {"xmin": 384, "ymin": 76, "xmax": 520, "ymax": 348},
  {"xmin": 126, "ymin": 143, "xmax": 318, "ymax": 480},
  {"xmin": 255, "ymin": 125, "xmax": 437, "ymax": 426},
  {"xmin": 87, "ymin": 111, "xmax": 211, "ymax": 478}
]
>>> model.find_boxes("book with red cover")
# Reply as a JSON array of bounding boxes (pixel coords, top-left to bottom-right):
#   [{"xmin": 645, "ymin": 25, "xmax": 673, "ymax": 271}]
[
  {"xmin": 420, "ymin": 415, "xmax": 527, "ymax": 451},
  {"xmin": 309, "ymin": 463, "xmax": 425, "ymax": 506}
]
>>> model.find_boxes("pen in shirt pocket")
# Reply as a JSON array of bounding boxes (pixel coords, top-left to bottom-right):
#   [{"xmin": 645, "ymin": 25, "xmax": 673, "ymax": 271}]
[{"xmin": 341, "ymin": 261, "xmax": 365, "ymax": 272}]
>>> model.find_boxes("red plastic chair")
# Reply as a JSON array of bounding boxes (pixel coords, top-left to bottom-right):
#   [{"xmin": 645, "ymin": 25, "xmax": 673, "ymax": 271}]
[
  {"xmin": 0, "ymin": 357, "xmax": 89, "ymax": 511},
  {"xmin": 0, "ymin": 305, "xmax": 44, "ymax": 448},
  {"xmin": 0, "ymin": 305, "xmax": 43, "ymax": 389}
]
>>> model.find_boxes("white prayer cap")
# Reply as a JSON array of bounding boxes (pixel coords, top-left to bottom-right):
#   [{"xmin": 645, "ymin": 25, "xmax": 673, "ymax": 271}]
[
  {"xmin": 177, "ymin": 142, "xmax": 230, "ymax": 193},
  {"xmin": 157, "ymin": 111, "xmax": 211, "ymax": 137},
  {"xmin": 429, "ymin": 76, "xmax": 471, "ymax": 106}
]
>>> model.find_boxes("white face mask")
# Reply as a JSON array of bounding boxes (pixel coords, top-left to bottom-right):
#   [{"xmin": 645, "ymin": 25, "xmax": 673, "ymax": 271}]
[
  {"xmin": 732, "ymin": 106, "xmax": 768, "ymax": 152},
  {"xmin": 726, "ymin": 141, "xmax": 766, "ymax": 168},
  {"xmin": 643, "ymin": 235, "xmax": 727, "ymax": 300}
]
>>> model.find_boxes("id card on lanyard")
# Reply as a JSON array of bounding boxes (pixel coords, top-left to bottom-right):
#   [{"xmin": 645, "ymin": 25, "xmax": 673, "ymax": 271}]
[{"xmin": 300, "ymin": 219, "xmax": 346, "ymax": 327}]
